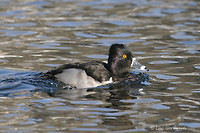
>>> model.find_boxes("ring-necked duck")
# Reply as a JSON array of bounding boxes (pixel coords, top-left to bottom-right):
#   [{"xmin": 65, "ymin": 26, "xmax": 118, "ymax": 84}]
[{"xmin": 43, "ymin": 44, "xmax": 149, "ymax": 88}]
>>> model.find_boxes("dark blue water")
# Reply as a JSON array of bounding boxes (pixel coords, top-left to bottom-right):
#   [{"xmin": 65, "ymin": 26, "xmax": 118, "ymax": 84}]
[{"xmin": 0, "ymin": 0, "xmax": 200, "ymax": 132}]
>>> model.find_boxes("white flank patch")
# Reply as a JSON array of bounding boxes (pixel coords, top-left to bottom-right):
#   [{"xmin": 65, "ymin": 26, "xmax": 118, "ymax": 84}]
[{"xmin": 55, "ymin": 68, "xmax": 112, "ymax": 89}]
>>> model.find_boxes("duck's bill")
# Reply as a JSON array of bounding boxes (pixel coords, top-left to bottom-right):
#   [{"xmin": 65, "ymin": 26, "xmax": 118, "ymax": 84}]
[{"xmin": 131, "ymin": 58, "xmax": 149, "ymax": 71}]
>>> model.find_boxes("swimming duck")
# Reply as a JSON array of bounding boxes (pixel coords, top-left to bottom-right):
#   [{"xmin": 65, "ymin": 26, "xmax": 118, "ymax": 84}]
[{"xmin": 43, "ymin": 44, "xmax": 149, "ymax": 88}]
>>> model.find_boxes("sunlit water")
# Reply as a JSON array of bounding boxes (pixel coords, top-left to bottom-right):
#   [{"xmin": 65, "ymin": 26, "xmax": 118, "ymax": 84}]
[{"xmin": 0, "ymin": 0, "xmax": 200, "ymax": 132}]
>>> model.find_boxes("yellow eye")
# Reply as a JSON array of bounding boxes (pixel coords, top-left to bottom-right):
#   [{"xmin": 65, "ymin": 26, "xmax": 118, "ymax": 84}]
[{"xmin": 122, "ymin": 54, "xmax": 127, "ymax": 58}]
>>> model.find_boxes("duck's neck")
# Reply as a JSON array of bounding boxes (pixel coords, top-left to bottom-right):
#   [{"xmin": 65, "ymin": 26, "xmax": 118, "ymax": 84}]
[
  {"xmin": 107, "ymin": 59, "xmax": 130, "ymax": 79},
  {"xmin": 107, "ymin": 59, "xmax": 116, "ymax": 76}
]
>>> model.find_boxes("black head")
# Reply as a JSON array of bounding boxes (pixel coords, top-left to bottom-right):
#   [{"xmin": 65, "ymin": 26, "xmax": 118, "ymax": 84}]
[
  {"xmin": 108, "ymin": 44, "xmax": 133, "ymax": 77},
  {"xmin": 108, "ymin": 44, "xmax": 148, "ymax": 77}
]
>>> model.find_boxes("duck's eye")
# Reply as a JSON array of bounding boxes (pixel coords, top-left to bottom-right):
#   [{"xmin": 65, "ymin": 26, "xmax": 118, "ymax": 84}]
[{"xmin": 122, "ymin": 54, "xmax": 127, "ymax": 59}]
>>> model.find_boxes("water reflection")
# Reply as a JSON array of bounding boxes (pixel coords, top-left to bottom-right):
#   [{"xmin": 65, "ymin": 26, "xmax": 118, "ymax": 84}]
[{"xmin": 0, "ymin": 0, "xmax": 200, "ymax": 132}]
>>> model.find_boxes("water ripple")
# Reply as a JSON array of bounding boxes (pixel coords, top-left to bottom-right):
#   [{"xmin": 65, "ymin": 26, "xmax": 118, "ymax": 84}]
[{"xmin": 0, "ymin": 0, "xmax": 200, "ymax": 132}]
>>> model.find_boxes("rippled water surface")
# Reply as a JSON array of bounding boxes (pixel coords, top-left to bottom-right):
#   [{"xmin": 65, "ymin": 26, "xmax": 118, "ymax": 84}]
[{"xmin": 0, "ymin": 0, "xmax": 200, "ymax": 132}]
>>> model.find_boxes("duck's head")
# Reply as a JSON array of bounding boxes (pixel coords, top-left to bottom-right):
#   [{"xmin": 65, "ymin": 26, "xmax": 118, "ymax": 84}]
[{"xmin": 108, "ymin": 44, "xmax": 149, "ymax": 77}]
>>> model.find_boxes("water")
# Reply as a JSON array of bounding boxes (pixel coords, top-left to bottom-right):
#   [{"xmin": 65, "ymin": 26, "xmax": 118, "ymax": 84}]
[{"xmin": 0, "ymin": 0, "xmax": 200, "ymax": 132}]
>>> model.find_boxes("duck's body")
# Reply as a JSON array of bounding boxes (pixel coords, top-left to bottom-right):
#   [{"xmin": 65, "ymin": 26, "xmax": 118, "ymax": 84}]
[
  {"xmin": 43, "ymin": 44, "xmax": 148, "ymax": 88},
  {"xmin": 44, "ymin": 61, "xmax": 112, "ymax": 88}
]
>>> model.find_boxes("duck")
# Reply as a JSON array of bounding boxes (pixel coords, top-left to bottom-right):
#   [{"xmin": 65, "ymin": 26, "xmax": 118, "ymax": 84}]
[{"xmin": 43, "ymin": 44, "xmax": 149, "ymax": 89}]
